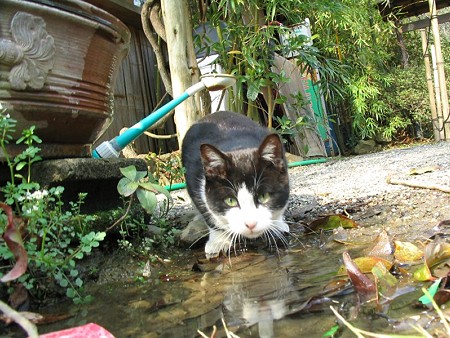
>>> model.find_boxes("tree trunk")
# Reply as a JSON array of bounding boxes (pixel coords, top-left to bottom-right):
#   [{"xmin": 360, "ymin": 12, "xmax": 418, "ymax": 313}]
[
  {"xmin": 161, "ymin": 0, "xmax": 202, "ymax": 147},
  {"xmin": 394, "ymin": 18, "xmax": 409, "ymax": 68}
]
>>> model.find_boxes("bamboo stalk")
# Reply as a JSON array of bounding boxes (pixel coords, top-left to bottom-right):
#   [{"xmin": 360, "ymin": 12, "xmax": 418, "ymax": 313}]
[
  {"xmin": 429, "ymin": 0, "xmax": 450, "ymax": 139},
  {"xmin": 420, "ymin": 29, "xmax": 440, "ymax": 141}
]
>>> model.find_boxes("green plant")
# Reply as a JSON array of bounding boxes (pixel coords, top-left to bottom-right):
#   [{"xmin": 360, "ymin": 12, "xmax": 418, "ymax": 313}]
[
  {"xmin": 117, "ymin": 165, "xmax": 172, "ymax": 216},
  {"xmin": 114, "ymin": 165, "xmax": 177, "ymax": 258},
  {"xmin": 147, "ymin": 152, "xmax": 185, "ymax": 188},
  {"xmin": 274, "ymin": 115, "xmax": 307, "ymax": 144},
  {"xmin": 196, "ymin": 0, "xmax": 348, "ymax": 128},
  {"xmin": 0, "ymin": 108, "xmax": 105, "ymax": 304}
]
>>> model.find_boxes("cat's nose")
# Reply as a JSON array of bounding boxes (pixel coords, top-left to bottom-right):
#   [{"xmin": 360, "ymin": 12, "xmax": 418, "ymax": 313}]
[{"xmin": 245, "ymin": 220, "xmax": 257, "ymax": 230}]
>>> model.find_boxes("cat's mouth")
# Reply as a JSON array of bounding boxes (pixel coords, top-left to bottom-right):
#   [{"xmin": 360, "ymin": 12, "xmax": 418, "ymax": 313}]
[{"xmin": 242, "ymin": 229, "xmax": 264, "ymax": 239}]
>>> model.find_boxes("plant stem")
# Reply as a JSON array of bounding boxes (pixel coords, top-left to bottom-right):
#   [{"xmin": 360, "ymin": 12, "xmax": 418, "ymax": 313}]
[
  {"xmin": 106, "ymin": 196, "xmax": 134, "ymax": 232},
  {"xmin": 0, "ymin": 300, "xmax": 39, "ymax": 338}
]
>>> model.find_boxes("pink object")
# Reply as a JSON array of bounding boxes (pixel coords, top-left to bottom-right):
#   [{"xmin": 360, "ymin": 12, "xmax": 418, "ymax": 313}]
[{"xmin": 40, "ymin": 323, "xmax": 115, "ymax": 338}]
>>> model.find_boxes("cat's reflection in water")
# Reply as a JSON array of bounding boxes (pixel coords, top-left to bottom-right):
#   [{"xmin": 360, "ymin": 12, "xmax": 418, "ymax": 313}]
[{"xmin": 221, "ymin": 266, "xmax": 299, "ymax": 338}]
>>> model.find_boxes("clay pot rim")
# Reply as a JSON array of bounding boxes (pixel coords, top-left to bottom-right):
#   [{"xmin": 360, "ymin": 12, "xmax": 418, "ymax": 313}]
[{"xmin": 7, "ymin": 0, "xmax": 131, "ymax": 44}]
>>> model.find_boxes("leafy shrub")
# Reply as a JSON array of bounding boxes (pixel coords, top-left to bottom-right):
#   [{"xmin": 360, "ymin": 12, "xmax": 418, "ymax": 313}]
[
  {"xmin": 382, "ymin": 65, "xmax": 432, "ymax": 139},
  {"xmin": 350, "ymin": 64, "xmax": 432, "ymax": 141},
  {"xmin": 0, "ymin": 107, "xmax": 105, "ymax": 304}
]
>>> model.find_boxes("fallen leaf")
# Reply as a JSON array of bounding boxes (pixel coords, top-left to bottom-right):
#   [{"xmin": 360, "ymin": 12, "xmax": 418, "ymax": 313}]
[
  {"xmin": 394, "ymin": 241, "xmax": 423, "ymax": 263},
  {"xmin": 424, "ymin": 240, "xmax": 450, "ymax": 268},
  {"xmin": 372, "ymin": 261, "xmax": 398, "ymax": 299},
  {"xmin": 408, "ymin": 165, "xmax": 440, "ymax": 175},
  {"xmin": 342, "ymin": 252, "xmax": 376, "ymax": 300},
  {"xmin": 0, "ymin": 203, "xmax": 28, "ymax": 283},
  {"xmin": 433, "ymin": 288, "xmax": 450, "ymax": 306},
  {"xmin": 338, "ymin": 256, "xmax": 392, "ymax": 275},
  {"xmin": 413, "ymin": 264, "xmax": 434, "ymax": 282},
  {"xmin": 309, "ymin": 215, "xmax": 358, "ymax": 232},
  {"xmin": 366, "ymin": 230, "xmax": 392, "ymax": 257},
  {"xmin": 322, "ymin": 279, "xmax": 350, "ymax": 293},
  {"xmin": 413, "ymin": 239, "xmax": 450, "ymax": 282}
]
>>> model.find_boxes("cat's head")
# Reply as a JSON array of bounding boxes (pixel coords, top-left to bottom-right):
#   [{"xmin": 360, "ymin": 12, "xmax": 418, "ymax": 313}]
[{"xmin": 199, "ymin": 133, "xmax": 290, "ymax": 241}]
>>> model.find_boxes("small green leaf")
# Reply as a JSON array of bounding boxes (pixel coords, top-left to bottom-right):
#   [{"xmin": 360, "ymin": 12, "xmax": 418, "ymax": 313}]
[
  {"xmin": 75, "ymin": 277, "xmax": 83, "ymax": 287},
  {"xmin": 95, "ymin": 232, "xmax": 106, "ymax": 241},
  {"xmin": 66, "ymin": 288, "xmax": 75, "ymax": 298},
  {"xmin": 136, "ymin": 189, "xmax": 157, "ymax": 214},
  {"xmin": 247, "ymin": 82, "xmax": 260, "ymax": 101},
  {"xmin": 15, "ymin": 162, "xmax": 27, "ymax": 171},
  {"xmin": 117, "ymin": 177, "xmax": 139, "ymax": 196},
  {"xmin": 82, "ymin": 246, "xmax": 92, "ymax": 253},
  {"xmin": 139, "ymin": 182, "xmax": 172, "ymax": 200},
  {"xmin": 59, "ymin": 278, "xmax": 69, "ymax": 287},
  {"xmin": 119, "ymin": 165, "xmax": 137, "ymax": 181}
]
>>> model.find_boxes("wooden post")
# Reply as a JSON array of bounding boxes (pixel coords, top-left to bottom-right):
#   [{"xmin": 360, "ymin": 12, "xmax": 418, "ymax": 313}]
[
  {"xmin": 429, "ymin": 0, "xmax": 450, "ymax": 139},
  {"xmin": 161, "ymin": 0, "xmax": 202, "ymax": 147},
  {"xmin": 420, "ymin": 29, "xmax": 440, "ymax": 141}
]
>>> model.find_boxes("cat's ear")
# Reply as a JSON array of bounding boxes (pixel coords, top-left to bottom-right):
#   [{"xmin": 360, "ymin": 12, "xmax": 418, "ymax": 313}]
[
  {"xmin": 258, "ymin": 134, "xmax": 286, "ymax": 171},
  {"xmin": 200, "ymin": 144, "xmax": 229, "ymax": 178}
]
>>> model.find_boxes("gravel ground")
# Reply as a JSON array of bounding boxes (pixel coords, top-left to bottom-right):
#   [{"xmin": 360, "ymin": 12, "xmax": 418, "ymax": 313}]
[
  {"xmin": 289, "ymin": 141, "xmax": 450, "ymax": 206},
  {"xmin": 169, "ymin": 141, "xmax": 450, "ymax": 243}
]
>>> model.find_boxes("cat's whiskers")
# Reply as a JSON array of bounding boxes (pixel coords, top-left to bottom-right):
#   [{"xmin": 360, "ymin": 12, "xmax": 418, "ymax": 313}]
[
  {"xmin": 188, "ymin": 228, "xmax": 211, "ymax": 249},
  {"xmin": 230, "ymin": 232, "xmax": 242, "ymax": 258},
  {"xmin": 223, "ymin": 177, "xmax": 239, "ymax": 194},
  {"xmin": 208, "ymin": 226, "xmax": 235, "ymax": 257},
  {"xmin": 265, "ymin": 221, "xmax": 290, "ymax": 251},
  {"xmin": 264, "ymin": 229, "xmax": 282, "ymax": 256},
  {"xmin": 254, "ymin": 165, "xmax": 268, "ymax": 190}
]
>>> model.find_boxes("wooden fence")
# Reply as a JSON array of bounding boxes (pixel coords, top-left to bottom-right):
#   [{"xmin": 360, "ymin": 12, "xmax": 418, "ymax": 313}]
[{"xmin": 92, "ymin": 6, "xmax": 178, "ymax": 156}]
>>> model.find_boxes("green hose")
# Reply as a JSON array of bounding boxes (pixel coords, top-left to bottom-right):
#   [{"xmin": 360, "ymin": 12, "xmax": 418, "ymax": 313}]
[
  {"xmin": 164, "ymin": 158, "xmax": 327, "ymax": 192},
  {"xmin": 288, "ymin": 158, "xmax": 327, "ymax": 167}
]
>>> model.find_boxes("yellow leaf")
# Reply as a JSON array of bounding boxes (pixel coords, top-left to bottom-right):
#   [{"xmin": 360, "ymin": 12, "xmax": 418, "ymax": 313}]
[
  {"xmin": 309, "ymin": 214, "xmax": 358, "ymax": 232},
  {"xmin": 337, "ymin": 256, "xmax": 392, "ymax": 275},
  {"xmin": 394, "ymin": 241, "xmax": 423, "ymax": 263},
  {"xmin": 413, "ymin": 264, "xmax": 434, "ymax": 282}
]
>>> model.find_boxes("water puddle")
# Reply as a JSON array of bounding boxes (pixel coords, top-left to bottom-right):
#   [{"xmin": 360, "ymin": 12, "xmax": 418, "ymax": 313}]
[{"xmin": 31, "ymin": 225, "xmax": 450, "ymax": 338}]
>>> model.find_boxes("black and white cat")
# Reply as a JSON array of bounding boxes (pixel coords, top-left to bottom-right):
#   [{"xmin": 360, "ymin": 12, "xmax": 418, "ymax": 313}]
[{"xmin": 181, "ymin": 111, "xmax": 290, "ymax": 258}]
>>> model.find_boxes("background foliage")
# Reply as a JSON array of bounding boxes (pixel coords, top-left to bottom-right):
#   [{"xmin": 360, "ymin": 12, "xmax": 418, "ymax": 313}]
[{"xmin": 191, "ymin": 0, "xmax": 448, "ymax": 150}]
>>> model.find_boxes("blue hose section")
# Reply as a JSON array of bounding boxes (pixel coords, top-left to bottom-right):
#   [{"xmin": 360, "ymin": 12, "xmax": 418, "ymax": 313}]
[{"xmin": 115, "ymin": 92, "xmax": 190, "ymax": 149}]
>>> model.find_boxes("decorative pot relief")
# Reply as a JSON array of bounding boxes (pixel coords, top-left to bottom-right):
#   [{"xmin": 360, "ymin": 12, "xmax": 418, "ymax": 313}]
[{"xmin": 0, "ymin": 12, "xmax": 55, "ymax": 90}]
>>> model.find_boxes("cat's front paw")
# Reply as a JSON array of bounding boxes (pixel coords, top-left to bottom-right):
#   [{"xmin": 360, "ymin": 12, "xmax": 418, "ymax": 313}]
[{"xmin": 204, "ymin": 229, "xmax": 230, "ymax": 259}]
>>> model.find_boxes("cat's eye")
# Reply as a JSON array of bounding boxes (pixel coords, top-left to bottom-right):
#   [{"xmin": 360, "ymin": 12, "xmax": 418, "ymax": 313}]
[
  {"xmin": 224, "ymin": 197, "xmax": 238, "ymax": 207},
  {"xmin": 258, "ymin": 192, "xmax": 270, "ymax": 204}
]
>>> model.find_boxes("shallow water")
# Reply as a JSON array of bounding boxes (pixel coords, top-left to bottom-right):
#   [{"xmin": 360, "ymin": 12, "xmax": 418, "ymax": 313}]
[{"xmin": 31, "ymin": 231, "xmax": 433, "ymax": 338}]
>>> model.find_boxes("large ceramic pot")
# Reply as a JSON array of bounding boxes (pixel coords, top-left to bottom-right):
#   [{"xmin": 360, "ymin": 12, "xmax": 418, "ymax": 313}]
[{"xmin": 0, "ymin": 0, "xmax": 130, "ymax": 158}]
